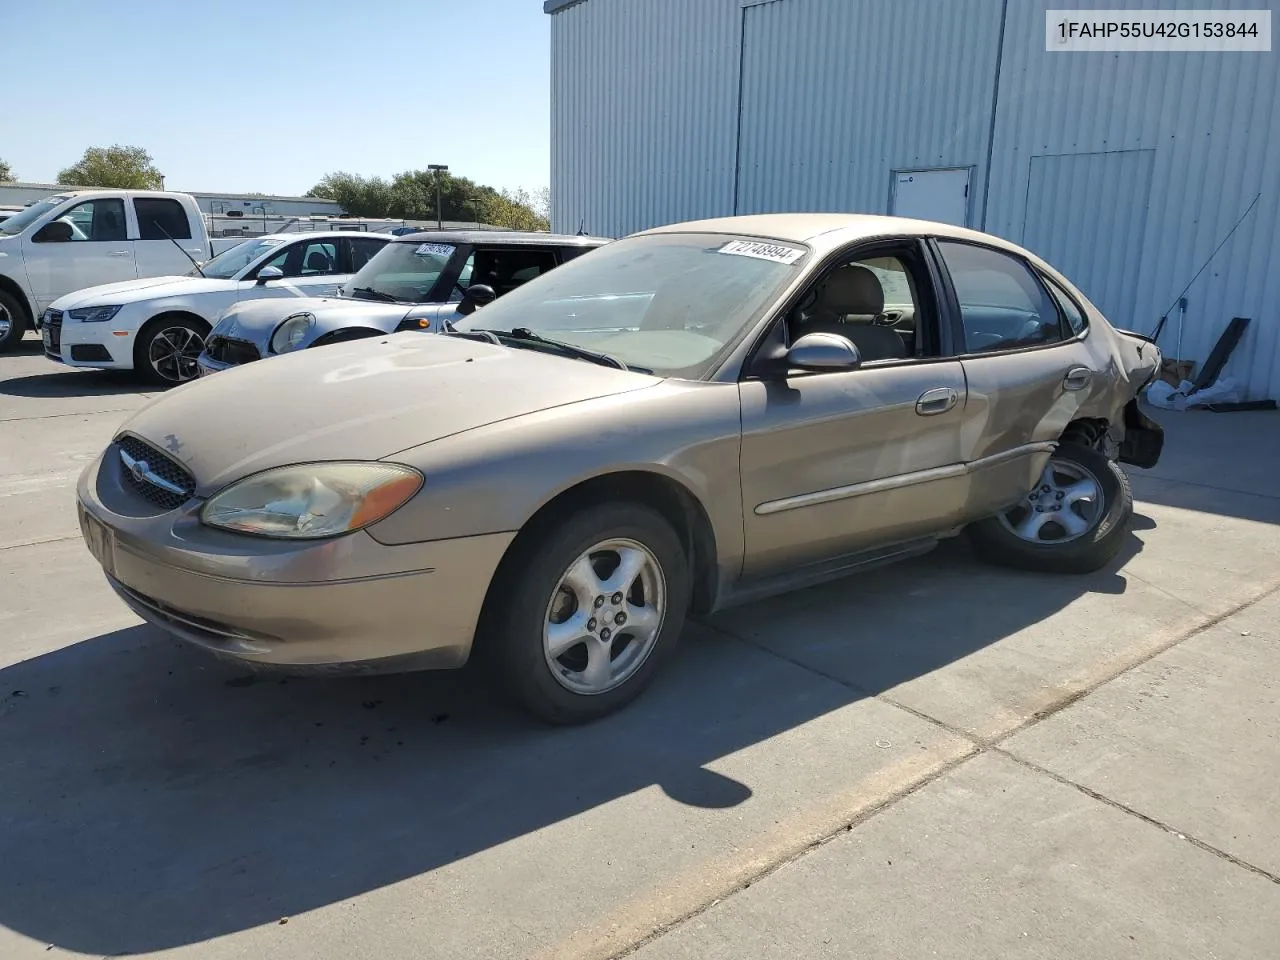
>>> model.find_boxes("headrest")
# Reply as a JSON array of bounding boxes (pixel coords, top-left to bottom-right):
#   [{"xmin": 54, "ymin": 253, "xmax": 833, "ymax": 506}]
[{"xmin": 818, "ymin": 264, "xmax": 884, "ymax": 315}]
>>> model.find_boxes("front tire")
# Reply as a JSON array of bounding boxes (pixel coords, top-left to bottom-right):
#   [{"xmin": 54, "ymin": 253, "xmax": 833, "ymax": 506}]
[
  {"xmin": 0, "ymin": 289, "xmax": 29, "ymax": 353},
  {"xmin": 485, "ymin": 502, "xmax": 690, "ymax": 724},
  {"xmin": 968, "ymin": 442, "xmax": 1133, "ymax": 574},
  {"xmin": 135, "ymin": 316, "xmax": 209, "ymax": 387}
]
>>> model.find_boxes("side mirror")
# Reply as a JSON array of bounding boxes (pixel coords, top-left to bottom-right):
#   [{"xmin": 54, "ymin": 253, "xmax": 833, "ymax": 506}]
[
  {"xmin": 457, "ymin": 283, "xmax": 497, "ymax": 316},
  {"xmin": 785, "ymin": 332, "xmax": 861, "ymax": 371},
  {"xmin": 33, "ymin": 221, "xmax": 74, "ymax": 243},
  {"xmin": 256, "ymin": 265, "xmax": 284, "ymax": 285}
]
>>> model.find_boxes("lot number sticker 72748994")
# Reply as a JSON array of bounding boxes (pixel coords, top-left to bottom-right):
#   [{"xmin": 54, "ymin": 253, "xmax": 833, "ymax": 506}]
[{"xmin": 717, "ymin": 239, "xmax": 806, "ymax": 265}]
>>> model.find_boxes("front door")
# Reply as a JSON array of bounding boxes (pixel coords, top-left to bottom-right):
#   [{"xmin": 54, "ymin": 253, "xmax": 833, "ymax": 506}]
[
  {"xmin": 22, "ymin": 197, "xmax": 136, "ymax": 312},
  {"xmin": 234, "ymin": 238, "xmax": 347, "ymax": 302},
  {"xmin": 738, "ymin": 241, "xmax": 969, "ymax": 578}
]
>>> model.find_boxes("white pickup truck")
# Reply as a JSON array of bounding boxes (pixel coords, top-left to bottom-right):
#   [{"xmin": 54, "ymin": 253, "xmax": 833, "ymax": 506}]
[{"xmin": 0, "ymin": 189, "xmax": 235, "ymax": 351}]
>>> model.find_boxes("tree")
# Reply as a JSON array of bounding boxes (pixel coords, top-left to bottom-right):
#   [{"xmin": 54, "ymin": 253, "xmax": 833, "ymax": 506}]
[
  {"xmin": 306, "ymin": 169, "xmax": 549, "ymax": 231},
  {"xmin": 57, "ymin": 145, "xmax": 163, "ymax": 190},
  {"xmin": 0, "ymin": 159, "xmax": 14, "ymax": 183}
]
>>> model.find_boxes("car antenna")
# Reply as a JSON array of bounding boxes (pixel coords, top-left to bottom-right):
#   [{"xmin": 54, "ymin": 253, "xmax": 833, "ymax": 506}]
[
  {"xmin": 150, "ymin": 218, "xmax": 206, "ymax": 277},
  {"xmin": 576, "ymin": 217, "xmax": 586, "ymax": 236}
]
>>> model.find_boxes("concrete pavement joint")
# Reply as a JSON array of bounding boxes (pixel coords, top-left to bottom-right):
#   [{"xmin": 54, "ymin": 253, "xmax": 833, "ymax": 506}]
[
  {"xmin": 0, "ymin": 534, "xmax": 79, "ymax": 552},
  {"xmin": 599, "ymin": 744, "xmax": 980, "ymax": 960},
  {"xmin": 994, "ymin": 748, "xmax": 1280, "ymax": 886},
  {"xmin": 1138, "ymin": 474, "xmax": 1280, "ymax": 503},
  {"xmin": 0, "ymin": 406, "xmax": 146, "ymax": 424}
]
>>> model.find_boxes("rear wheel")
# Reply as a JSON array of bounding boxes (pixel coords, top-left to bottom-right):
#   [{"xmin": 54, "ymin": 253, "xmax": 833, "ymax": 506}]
[
  {"xmin": 968, "ymin": 442, "xmax": 1133, "ymax": 574},
  {"xmin": 485, "ymin": 502, "xmax": 690, "ymax": 724},
  {"xmin": 0, "ymin": 289, "xmax": 29, "ymax": 353},
  {"xmin": 136, "ymin": 316, "xmax": 209, "ymax": 386}
]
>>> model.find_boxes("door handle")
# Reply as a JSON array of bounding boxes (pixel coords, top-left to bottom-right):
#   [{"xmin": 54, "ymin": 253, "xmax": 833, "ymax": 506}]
[
  {"xmin": 1063, "ymin": 366, "xmax": 1093, "ymax": 391},
  {"xmin": 106, "ymin": 250, "xmax": 132, "ymax": 257},
  {"xmin": 916, "ymin": 386, "xmax": 959, "ymax": 416}
]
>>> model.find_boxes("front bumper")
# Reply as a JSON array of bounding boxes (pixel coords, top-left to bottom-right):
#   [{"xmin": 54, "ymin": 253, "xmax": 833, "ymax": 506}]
[
  {"xmin": 77, "ymin": 444, "xmax": 515, "ymax": 673},
  {"xmin": 48, "ymin": 310, "xmax": 136, "ymax": 369}
]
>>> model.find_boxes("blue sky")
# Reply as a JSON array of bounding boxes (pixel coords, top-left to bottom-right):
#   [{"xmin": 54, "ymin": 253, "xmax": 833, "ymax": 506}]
[{"xmin": 0, "ymin": 0, "xmax": 551, "ymax": 197}]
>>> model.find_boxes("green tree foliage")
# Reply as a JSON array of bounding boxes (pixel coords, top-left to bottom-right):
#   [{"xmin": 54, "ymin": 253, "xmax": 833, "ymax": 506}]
[
  {"xmin": 0, "ymin": 159, "xmax": 14, "ymax": 183},
  {"xmin": 307, "ymin": 169, "xmax": 549, "ymax": 231},
  {"xmin": 57, "ymin": 145, "xmax": 164, "ymax": 190}
]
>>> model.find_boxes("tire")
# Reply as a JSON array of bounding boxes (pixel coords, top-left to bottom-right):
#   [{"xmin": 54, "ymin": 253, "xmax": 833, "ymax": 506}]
[
  {"xmin": 968, "ymin": 442, "xmax": 1133, "ymax": 575},
  {"xmin": 135, "ymin": 315, "xmax": 209, "ymax": 387},
  {"xmin": 0, "ymin": 288, "xmax": 29, "ymax": 353},
  {"xmin": 484, "ymin": 502, "xmax": 690, "ymax": 725}
]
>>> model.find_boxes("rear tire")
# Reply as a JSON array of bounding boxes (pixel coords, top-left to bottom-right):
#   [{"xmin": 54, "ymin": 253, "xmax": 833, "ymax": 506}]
[
  {"xmin": 0, "ymin": 289, "xmax": 29, "ymax": 353},
  {"xmin": 483, "ymin": 502, "xmax": 690, "ymax": 725},
  {"xmin": 135, "ymin": 315, "xmax": 209, "ymax": 387},
  {"xmin": 968, "ymin": 442, "xmax": 1133, "ymax": 574}
]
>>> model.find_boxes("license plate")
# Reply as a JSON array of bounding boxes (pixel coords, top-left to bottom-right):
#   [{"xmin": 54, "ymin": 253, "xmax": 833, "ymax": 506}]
[
  {"xmin": 42, "ymin": 327, "xmax": 52, "ymax": 348},
  {"xmin": 80, "ymin": 507, "xmax": 116, "ymax": 577}
]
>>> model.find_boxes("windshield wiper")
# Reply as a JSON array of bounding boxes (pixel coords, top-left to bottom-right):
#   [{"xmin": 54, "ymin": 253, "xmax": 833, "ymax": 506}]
[
  {"xmin": 349, "ymin": 286, "xmax": 398, "ymax": 302},
  {"xmin": 496, "ymin": 327, "xmax": 628, "ymax": 371}
]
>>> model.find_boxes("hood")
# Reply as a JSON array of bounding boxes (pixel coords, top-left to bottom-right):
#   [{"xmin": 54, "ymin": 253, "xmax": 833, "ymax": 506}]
[
  {"xmin": 51, "ymin": 275, "xmax": 233, "ymax": 309},
  {"xmin": 118, "ymin": 332, "xmax": 661, "ymax": 494},
  {"xmin": 213, "ymin": 295, "xmax": 417, "ymax": 339}
]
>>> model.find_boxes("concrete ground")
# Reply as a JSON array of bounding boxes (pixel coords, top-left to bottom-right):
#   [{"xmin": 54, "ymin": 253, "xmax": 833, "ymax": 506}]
[{"xmin": 1, "ymin": 331, "xmax": 1277, "ymax": 959}]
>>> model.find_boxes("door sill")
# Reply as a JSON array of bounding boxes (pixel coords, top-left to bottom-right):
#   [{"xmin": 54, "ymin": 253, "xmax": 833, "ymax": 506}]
[{"xmin": 713, "ymin": 537, "xmax": 940, "ymax": 611}]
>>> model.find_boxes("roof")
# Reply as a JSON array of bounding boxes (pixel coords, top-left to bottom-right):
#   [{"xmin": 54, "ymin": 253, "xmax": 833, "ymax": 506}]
[
  {"xmin": 544, "ymin": 0, "xmax": 587, "ymax": 12},
  {"xmin": 390, "ymin": 230, "xmax": 611, "ymax": 245},
  {"xmin": 636, "ymin": 213, "xmax": 1033, "ymax": 258},
  {"xmin": 247, "ymin": 231, "xmax": 397, "ymax": 243}
]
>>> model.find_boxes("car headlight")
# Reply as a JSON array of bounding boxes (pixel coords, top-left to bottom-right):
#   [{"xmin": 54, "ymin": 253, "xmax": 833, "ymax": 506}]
[
  {"xmin": 270, "ymin": 312, "xmax": 316, "ymax": 353},
  {"xmin": 68, "ymin": 305, "xmax": 122, "ymax": 323},
  {"xmin": 200, "ymin": 462, "xmax": 422, "ymax": 539}
]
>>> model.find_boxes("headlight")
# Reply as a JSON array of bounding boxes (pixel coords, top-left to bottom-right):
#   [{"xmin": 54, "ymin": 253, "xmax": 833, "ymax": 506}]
[
  {"xmin": 200, "ymin": 462, "xmax": 422, "ymax": 539},
  {"xmin": 270, "ymin": 312, "xmax": 316, "ymax": 353},
  {"xmin": 68, "ymin": 305, "xmax": 122, "ymax": 323}
]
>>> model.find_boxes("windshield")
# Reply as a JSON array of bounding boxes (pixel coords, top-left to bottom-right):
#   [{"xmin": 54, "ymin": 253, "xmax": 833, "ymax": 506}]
[
  {"xmin": 454, "ymin": 233, "xmax": 808, "ymax": 378},
  {"xmin": 196, "ymin": 237, "xmax": 288, "ymax": 279},
  {"xmin": 0, "ymin": 196, "xmax": 72, "ymax": 236},
  {"xmin": 346, "ymin": 240, "xmax": 455, "ymax": 303}
]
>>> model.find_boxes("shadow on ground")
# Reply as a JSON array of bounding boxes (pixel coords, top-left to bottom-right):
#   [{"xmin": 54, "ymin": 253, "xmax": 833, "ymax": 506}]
[
  {"xmin": 0, "ymin": 527, "xmax": 1148, "ymax": 955},
  {"xmin": 0, "ymin": 368, "xmax": 150, "ymax": 399}
]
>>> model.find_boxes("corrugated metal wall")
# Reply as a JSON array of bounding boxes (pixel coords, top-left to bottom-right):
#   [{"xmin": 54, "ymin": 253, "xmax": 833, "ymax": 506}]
[
  {"xmin": 550, "ymin": 0, "xmax": 1280, "ymax": 398},
  {"xmin": 549, "ymin": 0, "xmax": 743, "ymax": 237}
]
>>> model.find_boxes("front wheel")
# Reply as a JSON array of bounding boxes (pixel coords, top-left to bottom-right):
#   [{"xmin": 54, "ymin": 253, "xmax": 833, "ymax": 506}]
[
  {"xmin": 968, "ymin": 442, "xmax": 1133, "ymax": 574},
  {"xmin": 486, "ymin": 502, "xmax": 690, "ymax": 724},
  {"xmin": 136, "ymin": 316, "xmax": 209, "ymax": 386},
  {"xmin": 0, "ymin": 289, "xmax": 29, "ymax": 353}
]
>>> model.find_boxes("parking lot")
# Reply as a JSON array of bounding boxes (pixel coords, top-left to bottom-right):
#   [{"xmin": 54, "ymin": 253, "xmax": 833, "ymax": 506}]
[{"xmin": 2, "ymin": 330, "xmax": 1278, "ymax": 959}]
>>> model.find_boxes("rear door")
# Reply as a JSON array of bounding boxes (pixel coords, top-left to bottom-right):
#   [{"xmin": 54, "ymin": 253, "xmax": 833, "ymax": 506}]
[
  {"xmin": 131, "ymin": 197, "xmax": 208, "ymax": 277},
  {"xmin": 931, "ymin": 239, "xmax": 1096, "ymax": 519},
  {"xmin": 21, "ymin": 196, "xmax": 136, "ymax": 311}
]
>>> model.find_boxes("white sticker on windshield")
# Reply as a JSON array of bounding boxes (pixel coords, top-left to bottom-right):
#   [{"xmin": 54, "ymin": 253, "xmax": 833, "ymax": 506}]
[
  {"xmin": 414, "ymin": 242, "xmax": 456, "ymax": 258},
  {"xmin": 717, "ymin": 239, "xmax": 805, "ymax": 264}
]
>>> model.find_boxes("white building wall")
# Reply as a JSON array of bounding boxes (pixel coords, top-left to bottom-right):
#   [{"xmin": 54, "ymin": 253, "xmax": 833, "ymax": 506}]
[{"xmin": 549, "ymin": 0, "xmax": 1280, "ymax": 400}]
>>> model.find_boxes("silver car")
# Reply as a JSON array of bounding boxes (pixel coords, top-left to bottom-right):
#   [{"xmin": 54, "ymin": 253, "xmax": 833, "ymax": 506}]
[
  {"xmin": 196, "ymin": 231, "xmax": 610, "ymax": 374},
  {"xmin": 78, "ymin": 213, "xmax": 1164, "ymax": 724}
]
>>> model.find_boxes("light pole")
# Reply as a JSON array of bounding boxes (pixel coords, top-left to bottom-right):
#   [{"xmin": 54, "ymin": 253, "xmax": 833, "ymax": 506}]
[
  {"xmin": 427, "ymin": 163, "xmax": 448, "ymax": 230},
  {"xmin": 467, "ymin": 196, "xmax": 482, "ymax": 229}
]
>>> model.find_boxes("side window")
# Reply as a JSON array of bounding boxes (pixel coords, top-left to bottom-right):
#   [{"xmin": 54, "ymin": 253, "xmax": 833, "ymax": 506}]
[
  {"xmin": 46, "ymin": 198, "xmax": 127, "ymax": 243},
  {"xmin": 134, "ymin": 198, "xmax": 192, "ymax": 240},
  {"xmin": 787, "ymin": 246, "xmax": 934, "ymax": 363},
  {"xmin": 345, "ymin": 237, "xmax": 386, "ymax": 272},
  {"xmin": 467, "ymin": 247, "xmax": 560, "ymax": 297},
  {"xmin": 299, "ymin": 241, "xmax": 338, "ymax": 275},
  {"xmin": 1040, "ymin": 273, "xmax": 1088, "ymax": 337},
  {"xmin": 262, "ymin": 240, "xmax": 338, "ymax": 277},
  {"xmin": 936, "ymin": 241, "xmax": 1062, "ymax": 353}
]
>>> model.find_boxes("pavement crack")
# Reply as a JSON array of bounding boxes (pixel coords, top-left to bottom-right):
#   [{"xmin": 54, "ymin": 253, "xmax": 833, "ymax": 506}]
[
  {"xmin": 995, "ymin": 748, "xmax": 1280, "ymax": 886},
  {"xmin": 0, "ymin": 534, "xmax": 79, "ymax": 552}
]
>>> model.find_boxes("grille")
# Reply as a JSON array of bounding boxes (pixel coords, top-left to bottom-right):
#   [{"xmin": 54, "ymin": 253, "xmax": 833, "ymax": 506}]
[
  {"xmin": 43, "ymin": 310, "xmax": 63, "ymax": 356},
  {"xmin": 204, "ymin": 335, "xmax": 261, "ymax": 366},
  {"xmin": 115, "ymin": 435, "xmax": 197, "ymax": 510}
]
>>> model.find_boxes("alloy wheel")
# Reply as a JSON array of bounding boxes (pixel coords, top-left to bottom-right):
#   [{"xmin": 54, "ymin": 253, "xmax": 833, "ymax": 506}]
[
  {"xmin": 542, "ymin": 538, "xmax": 667, "ymax": 695},
  {"xmin": 0, "ymin": 303, "xmax": 11, "ymax": 340},
  {"xmin": 148, "ymin": 326, "xmax": 206, "ymax": 384},
  {"xmin": 998, "ymin": 457, "xmax": 1104, "ymax": 544}
]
